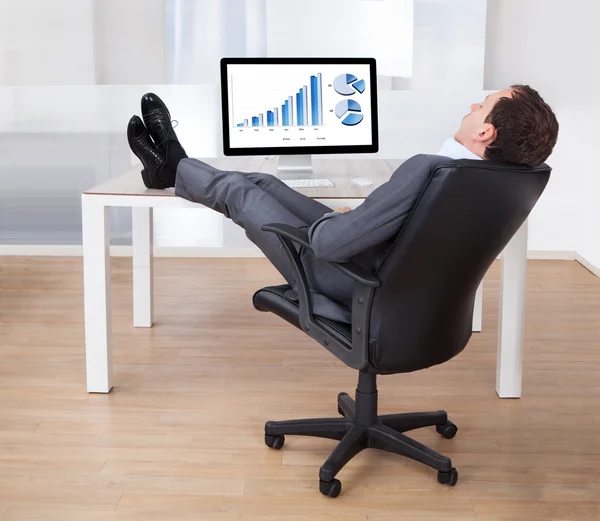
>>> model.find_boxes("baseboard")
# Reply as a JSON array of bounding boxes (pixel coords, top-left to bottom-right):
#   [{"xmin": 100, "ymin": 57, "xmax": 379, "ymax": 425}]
[
  {"xmin": 0, "ymin": 245, "xmax": 265, "ymax": 258},
  {"xmin": 3, "ymin": 245, "xmax": 595, "ymax": 281},
  {"xmin": 526, "ymin": 250, "xmax": 576, "ymax": 260},
  {"xmin": 575, "ymin": 253, "xmax": 600, "ymax": 278},
  {"xmin": 0, "ymin": 245, "xmax": 86, "ymax": 256},
  {"xmin": 0, "ymin": 245, "xmax": 579, "ymax": 260}
]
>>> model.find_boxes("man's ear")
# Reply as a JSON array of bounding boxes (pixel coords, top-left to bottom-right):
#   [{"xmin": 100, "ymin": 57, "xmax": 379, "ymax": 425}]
[{"xmin": 475, "ymin": 123, "xmax": 496, "ymax": 145}]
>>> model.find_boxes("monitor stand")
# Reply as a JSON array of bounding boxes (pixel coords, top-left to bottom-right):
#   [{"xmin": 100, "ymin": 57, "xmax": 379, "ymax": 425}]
[{"xmin": 276, "ymin": 155, "xmax": 314, "ymax": 179}]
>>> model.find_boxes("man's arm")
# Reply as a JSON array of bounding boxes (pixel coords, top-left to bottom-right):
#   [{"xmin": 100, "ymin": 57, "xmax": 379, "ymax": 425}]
[{"xmin": 307, "ymin": 155, "xmax": 433, "ymax": 262}]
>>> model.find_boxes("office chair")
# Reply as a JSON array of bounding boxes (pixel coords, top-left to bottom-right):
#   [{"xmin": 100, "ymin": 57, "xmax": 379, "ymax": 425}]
[{"xmin": 253, "ymin": 159, "xmax": 551, "ymax": 497}]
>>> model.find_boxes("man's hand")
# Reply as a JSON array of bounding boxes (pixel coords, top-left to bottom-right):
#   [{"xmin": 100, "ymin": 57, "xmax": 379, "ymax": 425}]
[{"xmin": 335, "ymin": 206, "xmax": 352, "ymax": 213}]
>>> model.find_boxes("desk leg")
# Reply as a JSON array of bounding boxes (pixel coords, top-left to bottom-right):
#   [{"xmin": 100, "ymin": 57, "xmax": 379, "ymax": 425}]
[
  {"xmin": 496, "ymin": 219, "xmax": 528, "ymax": 398},
  {"xmin": 132, "ymin": 207, "xmax": 154, "ymax": 328},
  {"xmin": 82, "ymin": 196, "xmax": 113, "ymax": 393},
  {"xmin": 472, "ymin": 282, "xmax": 483, "ymax": 332}
]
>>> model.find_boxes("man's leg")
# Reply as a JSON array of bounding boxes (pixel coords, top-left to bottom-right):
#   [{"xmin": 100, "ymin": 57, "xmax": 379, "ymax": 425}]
[
  {"xmin": 175, "ymin": 159, "xmax": 310, "ymax": 286},
  {"xmin": 237, "ymin": 171, "xmax": 332, "ymax": 225},
  {"xmin": 189, "ymin": 159, "xmax": 332, "ymax": 225},
  {"xmin": 174, "ymin": 159, "xmax": 352, "ymax": 323}
]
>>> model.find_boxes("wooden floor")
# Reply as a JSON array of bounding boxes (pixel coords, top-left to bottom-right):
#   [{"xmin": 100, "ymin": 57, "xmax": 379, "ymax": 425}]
[{"xmin": 0, "ymin": 257, "xmax": 599, "ymax": 521}]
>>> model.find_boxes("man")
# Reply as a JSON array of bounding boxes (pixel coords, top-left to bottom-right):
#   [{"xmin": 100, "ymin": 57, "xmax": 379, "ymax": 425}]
[{"xmin": 127, "ymin": 85, "xmax": 558, "ymax": 323}]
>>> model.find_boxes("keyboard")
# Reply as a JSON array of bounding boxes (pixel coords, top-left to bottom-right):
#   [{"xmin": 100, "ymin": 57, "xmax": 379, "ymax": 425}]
[{"xmin": 281, "ymin": 178, "xmax": 335, "ymax": 188}]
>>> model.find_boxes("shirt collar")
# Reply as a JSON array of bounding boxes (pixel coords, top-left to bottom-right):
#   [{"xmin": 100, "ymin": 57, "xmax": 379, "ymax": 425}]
[{"xmin": 437, "ymin": 138, "xmax": 483, "ymax": 161}]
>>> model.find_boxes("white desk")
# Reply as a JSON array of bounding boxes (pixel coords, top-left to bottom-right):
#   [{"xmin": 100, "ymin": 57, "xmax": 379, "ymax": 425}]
[{"xmin": 82, "ymin": 157, "xmax": 526, "ymax": 398}]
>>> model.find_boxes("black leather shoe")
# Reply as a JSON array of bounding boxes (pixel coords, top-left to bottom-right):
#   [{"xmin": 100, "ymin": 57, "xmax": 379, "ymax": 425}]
[
  {"xmin": 141, "ymin": 93, "xmax": 181, "ymax": 152},
  {"xmin": 127, "ymin": 115, "xmax": 168, "ymax": 189},
  {"xmin": 141, "ymin": 93, "xmax": 188, "ymax": 187}
]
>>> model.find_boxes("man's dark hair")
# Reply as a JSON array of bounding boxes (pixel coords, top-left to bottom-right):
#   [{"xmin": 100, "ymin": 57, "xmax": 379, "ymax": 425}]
[{"xmin": 484, "ymin": 85, "xmax": 559, "ymax": 167}]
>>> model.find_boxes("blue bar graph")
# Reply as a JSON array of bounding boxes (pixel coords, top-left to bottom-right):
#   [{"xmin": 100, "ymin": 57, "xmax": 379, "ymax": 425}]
[
  {"xmin": 302, "ymin": 86, "xmax": 308, "ymax": 126},
  {"xmin": 236, "ymin": 73, "xmax": 323, "ymax": 127},
  {"xmin": 296, "ymin": 91, "xmax": 303, "ymax": 126},
  {"xmin": 282, "ymin": 103, "xmax": 288, "ymax": 126},
  {"xmin": 310, "ymin": 76, "xmax": 318, "ymax": 125},
  {"xmin": 317, "ymin": 73, "xmax": 323, "ymax": 124}
]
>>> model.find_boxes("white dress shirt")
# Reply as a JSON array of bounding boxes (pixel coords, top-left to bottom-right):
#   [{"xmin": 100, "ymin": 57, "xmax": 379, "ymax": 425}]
[{"xmin": 437, "ymin": 138, "xmax": 483, "ymax": 161}]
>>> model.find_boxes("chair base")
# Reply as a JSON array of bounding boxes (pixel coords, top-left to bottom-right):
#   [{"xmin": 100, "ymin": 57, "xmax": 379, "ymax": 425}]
[{"xmin": 264, "ymin": 372, "xmax": 458, "ymax": 497}]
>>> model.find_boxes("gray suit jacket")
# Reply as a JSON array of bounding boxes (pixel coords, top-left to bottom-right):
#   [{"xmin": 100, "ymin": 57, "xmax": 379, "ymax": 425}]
[{"xmin": 302, "ymin": 154, "xmax": 454, "ymax": 322}]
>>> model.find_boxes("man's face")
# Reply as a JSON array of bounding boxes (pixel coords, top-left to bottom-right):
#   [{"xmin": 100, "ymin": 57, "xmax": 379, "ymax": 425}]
[{"xmin": 454, "ymin": 88, "xmax": 513, "ymax": 148}]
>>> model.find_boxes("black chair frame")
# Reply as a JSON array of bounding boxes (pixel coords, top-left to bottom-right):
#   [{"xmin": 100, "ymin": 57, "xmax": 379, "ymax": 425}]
[{"xmin": 260, "ymin": 224, "xmax": 458, "ymax": 498}]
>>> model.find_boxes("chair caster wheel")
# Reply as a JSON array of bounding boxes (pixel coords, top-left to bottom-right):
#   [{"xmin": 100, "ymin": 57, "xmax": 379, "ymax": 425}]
[
  {"xmin": 319, "ymin": 478, "xmax": 341, "ymax": 498},
  {"xmin": 265, "ymin": 434, "xmax": 285, "ymax": 450},
  {"xmin": 437, "ymin": 468, "xmax": 458, "ymax": 486},
  {"xmin": 337, "ymin": 405, "xmax": 345, "ymax": 417},
  {"xmin": 436, "ymin": 421, "xmax": 458, "ymax": 439}
]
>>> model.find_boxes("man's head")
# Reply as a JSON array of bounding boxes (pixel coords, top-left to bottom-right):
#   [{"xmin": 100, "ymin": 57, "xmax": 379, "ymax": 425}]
[{"xmin": 454, "ymin": 85, "xmax": 559, "ymax": 167}]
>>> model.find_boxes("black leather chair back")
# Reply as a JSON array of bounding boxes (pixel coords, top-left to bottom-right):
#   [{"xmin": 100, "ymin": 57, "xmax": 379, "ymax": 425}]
[{"xmin": 369, "ymin": 159, "xmax": 551, "ymax": 374}]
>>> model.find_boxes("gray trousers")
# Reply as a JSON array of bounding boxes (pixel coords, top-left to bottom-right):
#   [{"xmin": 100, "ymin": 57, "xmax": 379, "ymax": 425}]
[{"xmin": 174, "ymin": 158, "xmax": 354, "ymax": 322}]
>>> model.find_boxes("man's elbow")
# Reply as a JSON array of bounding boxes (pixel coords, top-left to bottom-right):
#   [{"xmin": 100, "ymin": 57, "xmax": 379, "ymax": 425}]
[
  {"xmin": 310, "ymin": 240, "xmax": 349, "ymax": 263},
  {"xmin": 308, "ymin": 219, "xmax": 351, "ymax": 263}
]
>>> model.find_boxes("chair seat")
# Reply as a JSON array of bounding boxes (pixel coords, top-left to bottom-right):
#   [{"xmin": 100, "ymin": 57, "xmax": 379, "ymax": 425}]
[{"xmin": 253, "ymin": 284, "xmax": 352, "ymax": 344}]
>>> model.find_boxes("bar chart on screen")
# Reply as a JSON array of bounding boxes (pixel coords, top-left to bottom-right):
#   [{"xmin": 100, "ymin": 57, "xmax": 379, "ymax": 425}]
[{"xmin": 234, "ymin": 72, "xmax": 324, "ymax": 128}]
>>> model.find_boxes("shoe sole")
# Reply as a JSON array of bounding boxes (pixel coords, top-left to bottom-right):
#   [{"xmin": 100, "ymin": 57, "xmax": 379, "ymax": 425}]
[
  {"xmin": 142, "ymin": 95, "xmax": 176, "ymax": 150},
  {"xmin": 127, "ymin": 114, "xmax": 169, "ymax": 190}
]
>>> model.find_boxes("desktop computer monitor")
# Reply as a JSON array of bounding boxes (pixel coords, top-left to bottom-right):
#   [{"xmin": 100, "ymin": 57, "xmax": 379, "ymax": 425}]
[{"xmin": 220, "ymin": 57, "xmax": 378, "ymax": 180}]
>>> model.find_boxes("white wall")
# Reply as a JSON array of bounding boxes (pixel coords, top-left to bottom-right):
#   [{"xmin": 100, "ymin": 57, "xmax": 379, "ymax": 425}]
[
  {"xmin": 413, "ymin": 0, "xmax": 487, "ymax": 90},
  {"xmin": 0, "ymin": 0, "xmax": 168, "ymax": 86},
  {"xmin": 93, "ymin": 0, "xmax": 167, "ymax": 85},
  {"xmin": 266, "ymin": 0, "xmax": 414, "ymax": 78},
  {"xmin": 485, "ymin": 0, "xmax": 600, "ymax": 264},
  {"xmin": 0, "ymin": 0, "xmax": 96, "ymax": 85},
  {"xmin": 166, "ymin": 0, "xmax": 249, "ymax": 84}
]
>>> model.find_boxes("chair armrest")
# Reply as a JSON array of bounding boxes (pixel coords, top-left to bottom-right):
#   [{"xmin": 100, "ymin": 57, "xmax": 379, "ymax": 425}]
[
  {"xmin": 262, "ymin": 222, "xmax": 376, "ymax": 371},
  {"xmin": 262, "ymin": 223, "xmax": 311, "ymax": 248},
  {"xmin": 262, "ymin": 223, "xmax": 314, "ymax": 323},
  {"xmin": 333, "ymin": 262, "xmax": 380, "ymax": 288},
  {"xmin": 262, "ymin": 223, "xmax": 381, "ymax": 288}
]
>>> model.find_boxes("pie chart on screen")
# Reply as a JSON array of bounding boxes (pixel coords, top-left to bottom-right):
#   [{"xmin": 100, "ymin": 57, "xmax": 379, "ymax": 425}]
[
  {"xmin": 335, "ymin": 99, "xmax": 363, "ymax": 126},
  {"xmin": 333, "ymin": 74, "xmax": 366, "ymax": 96}
]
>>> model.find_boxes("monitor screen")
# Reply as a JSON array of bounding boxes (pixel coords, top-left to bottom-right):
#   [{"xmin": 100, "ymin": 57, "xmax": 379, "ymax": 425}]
[{"xmin": 221, "ymin": 58, "xmax": 378, "ymax": 156}]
